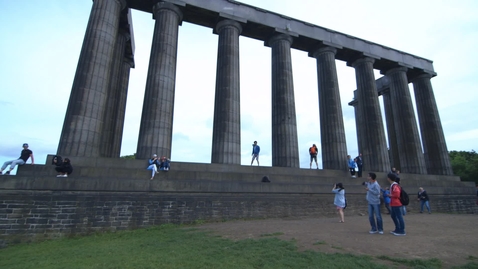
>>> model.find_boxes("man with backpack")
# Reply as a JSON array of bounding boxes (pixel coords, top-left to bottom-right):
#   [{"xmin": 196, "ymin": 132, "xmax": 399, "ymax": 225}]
[
  {"xmin": 309, "ymin": 144, "xmax": 318, "ymax": 169},
  {"xmin": 386, "ymin": 173, "xmax": 406, "ymax": 236}
]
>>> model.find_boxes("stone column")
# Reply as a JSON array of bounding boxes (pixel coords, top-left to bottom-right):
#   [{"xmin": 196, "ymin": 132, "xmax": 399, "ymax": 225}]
[
  {"xmin": 100, "ymin": 29, "xmax": 129, "ymax": 157},
  {"xmin": 211, "ymin": 20, "xmax": 242, "ymax": 164},
  {"xmin": 382, "ymin": 89, "xmax": 401, "ymax": 170},
  {"xmin": 349, "ymin": 96, "xmax": 364, "ymax": 159},
  {"xmin": 351, "ymin": 57, "xmax": 390, "ymax": 172},
  {"xmin": 411, "ymin": 73, "xmax": 453, "ymax": 175},
  {"xmin": 58, "ymin": 0, "xmax": 126, "ymax": 157},
  {"xmin": 110, "ymin": 57, "xmax": 133, "ymax": 157},
  {"xmin": 311, "ymin": 47, "xmax": 347, "ymax": 170},
  {"xmin": 136, "ymin": 2, "xmax": 182, "ymax": 159},
  {"xmin": 267, "ymin": 34, "xmax": 299, "ymax": 167},
  {"xmin": 386, "ymin": 67, "xmax": 427, "ymax": 174}
]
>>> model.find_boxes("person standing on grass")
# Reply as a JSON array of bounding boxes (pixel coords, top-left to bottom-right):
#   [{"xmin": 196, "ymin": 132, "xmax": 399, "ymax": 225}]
[
  {"xmin": 417, "ymin": 187, "xmax": 431, "ymax": 214},
  {"xmin": 0, "ymin": 143, "xmax": 34, "ymax": 175},
  {"xmin": 381, "ymin": 187, "xmax": 391, "ymax": 214},
  {"xmin": 332, "ymin": 183, "xmax": 346, "ymax": 223},
  {"xmin": 364, "ymin": 172, "xmax": 383, "ymax": 234},
  {"xmin": 387, "ymin": 173, "xmax": 406, "ymax": 236}
]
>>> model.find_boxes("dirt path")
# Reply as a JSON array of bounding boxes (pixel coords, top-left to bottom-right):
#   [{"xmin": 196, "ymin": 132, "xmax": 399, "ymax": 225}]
[{"xmin": 197, "ymin": 213, "xmax": 478, "ymax": 268}]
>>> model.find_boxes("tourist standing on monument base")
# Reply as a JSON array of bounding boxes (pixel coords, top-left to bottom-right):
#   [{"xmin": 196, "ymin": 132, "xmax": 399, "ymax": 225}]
[
  {"xmin": 355, "ymin": 153, "xmax": 363, "ymax": 178},
  {"xmin": 147, "ymin": 154, "xmax": 160, "ymax": 180},
  {"xmin": 347, "ymin": 155, "xmax": 356, "ymax": 178},
  {"xmin": 251, "ymin": 141, "xmax": 260, "ymax": 166},
  {"xmin": 309, "ymin": 144, "xmax": 318, "ymax": 169},
  {"xmin": 387, "ymin": 173, "xmax": 406, "ymax": 236},
  {"xmin": 364, "ymin": 172, "xmax": 383, "ymax": 234},
  {"xmin": 417, "ymin": 187, "xmax": 431, "ymax": 214},
  {"xmin": 0, "ymin": 143, "xmax": 34, "ymax": 175},
  {"xmin": 332, "ymin": 183, "xmax": 346, "ymax": 223}
]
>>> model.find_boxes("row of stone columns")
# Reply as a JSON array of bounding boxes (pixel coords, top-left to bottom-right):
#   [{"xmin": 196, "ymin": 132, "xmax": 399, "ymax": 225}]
[
  {"xmin": 350, "ymin": 64, "xmax": 452, "ymax": 175},
  {"xmin": 59, "ymin": 0, "xmax": 452, "ymax": 176}
]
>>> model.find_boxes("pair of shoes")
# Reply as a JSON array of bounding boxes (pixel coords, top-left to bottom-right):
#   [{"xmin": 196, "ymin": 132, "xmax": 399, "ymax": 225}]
[
  {"xmin": 392, "ymin": 232, "xmax": 406, "ymax": 236},
  {"xmin": 56, "ymin": 175, "xmax": 62, "ymax": 177},
  {"xmin": 369, "ymin": 230, "xmax": 378, "ymax": 234},
  {"xmin": 428, "ymin": 212, "xmax": 432, "ymax": 214},
  {"xmin": 378, "ymin": 231, "xmax": 384, "ymax": 234},
  {"xmin": 5, "ymin": 171, "xmax": 10, "ymax": 175},
  {"xmin": 420, "ymin": 211, "xmax": 423, "ymax": 213},
  {"xmin": 339, "ymin": 220, "xmax": 344, "ymax": 223},
  {"xmin": 390, "ymin": 231, "xmax": 397, "ymax": 234},
  {"xmin": 58, "ymin": 174, "xmax": 67, "ymax": 178},
  {"xmin": 351, "ymin": 175, "xmax": 356, "ymax": 178}
]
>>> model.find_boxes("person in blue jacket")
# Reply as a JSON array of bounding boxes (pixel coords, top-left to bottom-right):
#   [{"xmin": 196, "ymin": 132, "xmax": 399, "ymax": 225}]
[
  {"xmin": 347, "ymin": 155, "xmax": 356, "ymax": 178},
  {"xmin": 251, "ymin": 141, "xmax": 260, "ymax": 166},
  {"xmin": 381, "ymin": 187, "xmax": 391, "ymax": 214}
]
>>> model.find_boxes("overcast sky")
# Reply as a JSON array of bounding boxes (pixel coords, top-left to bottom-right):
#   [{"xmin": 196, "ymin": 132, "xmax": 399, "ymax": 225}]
[{"xmin": 1, "ymin": 0, "xmax": 477, "ymax": 171}]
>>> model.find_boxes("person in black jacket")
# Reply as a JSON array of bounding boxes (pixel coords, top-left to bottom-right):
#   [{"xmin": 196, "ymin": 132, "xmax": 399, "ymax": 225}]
[
  {"xmin": 55, "ymin": 158, "xmax": 73, "ymax": 178},
  {"xmin": 417, "ymin": 187, "xmax": 431, "ymax": 214}
]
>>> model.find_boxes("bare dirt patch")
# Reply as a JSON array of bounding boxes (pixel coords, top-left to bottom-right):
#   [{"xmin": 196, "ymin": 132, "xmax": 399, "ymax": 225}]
[{"xmin": 197, "ymin": 213, "xmax": 478, "ymax": 268}]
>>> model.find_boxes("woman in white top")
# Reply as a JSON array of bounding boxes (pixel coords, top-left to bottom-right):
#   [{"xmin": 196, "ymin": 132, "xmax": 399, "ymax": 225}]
[{"xmin": 332, "ymin": 183, "xmax": 346, "ymax": 223}]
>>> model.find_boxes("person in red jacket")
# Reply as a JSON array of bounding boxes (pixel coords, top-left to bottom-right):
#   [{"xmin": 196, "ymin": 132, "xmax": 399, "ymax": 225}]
[{"xmin": 386, "ymin": 173, "xmax": 406, "ymax": 236}]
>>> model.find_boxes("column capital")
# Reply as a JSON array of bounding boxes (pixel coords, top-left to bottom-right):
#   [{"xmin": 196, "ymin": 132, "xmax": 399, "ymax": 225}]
[
  {"xmin": 214, "ymin": 19, "xmax": 242, "ymax": 35},
  {"xmin": 409, "ymin": 72, "xmax": 433, "ymax": 83},
  {"xmin": 265, "ymin": 33, "xmax": 293, "ymax": 47},
  {"xmin": 153, "ymin": 1, "xmax": 183, "ymax": 23},
  {"xmin": 385, "ymin": 66, "xmax": 408, "ymax": 76},
  {"xmin": 350, "ymin": 57, "xmax": 375, "ymax": 68},
  {"xmin": 310, "ymin": 46, "xmax": 337, "ymax": 58}
]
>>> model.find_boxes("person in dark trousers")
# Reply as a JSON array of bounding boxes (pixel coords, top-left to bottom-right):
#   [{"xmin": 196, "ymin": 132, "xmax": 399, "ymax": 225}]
[
  {"xmin": 417, "ymin": 187, "xmax": 431, "ymax": 214},
  {"xmin": 309, "ymin": 144, "xmax": 318, "ymax": 169},
  {"xmin": 355, "ymin": 153, "xmax": 363, "ymax": 178},
  {"xmin": 0, "ymin": 143, "xmax": 34, "ymax": 175},
  {"xmin": 387, "ymin": 173, "xmax": 406, "ymax": 236},
  {"xmin": 55, "ymin": 158, "xmax": 73, "ymax": 178}
]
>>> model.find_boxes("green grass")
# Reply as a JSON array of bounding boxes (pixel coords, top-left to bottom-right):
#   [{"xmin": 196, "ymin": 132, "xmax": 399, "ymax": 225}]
[
  {"xmin": 376, "ymin": 255, "xmax": 442, "ymax": 269},
  {"xmin": 260, "ymin": 232, "xmax": 284, "ymax": 237},
  {"xmin": 0, "ymin": 224, "xmax": 472, "ymax": 269}
]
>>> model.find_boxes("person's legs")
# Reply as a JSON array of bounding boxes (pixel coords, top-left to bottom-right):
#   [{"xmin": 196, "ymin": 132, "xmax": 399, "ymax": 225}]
[
  {"xmin": 390, "ymin": 206, "xmax": 400, "ymax": 233},
  {"xmin": 425, "ymin": 201, "xmax": 431, "ymax": 213},
  {"xmin": 420, "ymin": 200, "xmax": 425, "ymax": 213},
  {"xmin": 385, "ymin": 203, "xmax": 391, "ymax": 214},
  {"xmin": 402, "ymin": 206, "xmax": 407, "ymax": 215},
  {"xmin": 392, "ymin": 206, "xmax": 405, "ymax": 235},
  {"xmin": 7, "ymin": 159, "xmax": 25, "ymax": 171},
  {"xmin": 368, "ymin": 204, "xmax": 377, "ymax": 232},
  {"xmin": 338, "ymin": 207, "xmax": 344, "ymax": 222},
  {"xmin": 1, "ymin": 160, "xmax": 17, "ymax": 171},
  {"xmin": 357, "ymin": 165, "xmax": 362, "ymax": 177},
  {"xmin": 374, "ymin": 204, "xmax": 383, "ymax": 232}
]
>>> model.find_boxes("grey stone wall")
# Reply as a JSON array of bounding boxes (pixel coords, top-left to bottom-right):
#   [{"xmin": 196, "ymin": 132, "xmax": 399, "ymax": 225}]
[{"xmin": 1, "ymin": 190, "xmax": 476, "ymax": 248}]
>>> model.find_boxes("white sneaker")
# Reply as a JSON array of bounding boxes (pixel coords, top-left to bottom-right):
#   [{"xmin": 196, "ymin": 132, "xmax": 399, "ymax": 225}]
[
  {"xmin": 61, "ymin": 174, "xmax": 68, "ymax": 178},
  {"xmin": 351, "ymin": 175, "xmax": 356, "ymax": 178}
]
